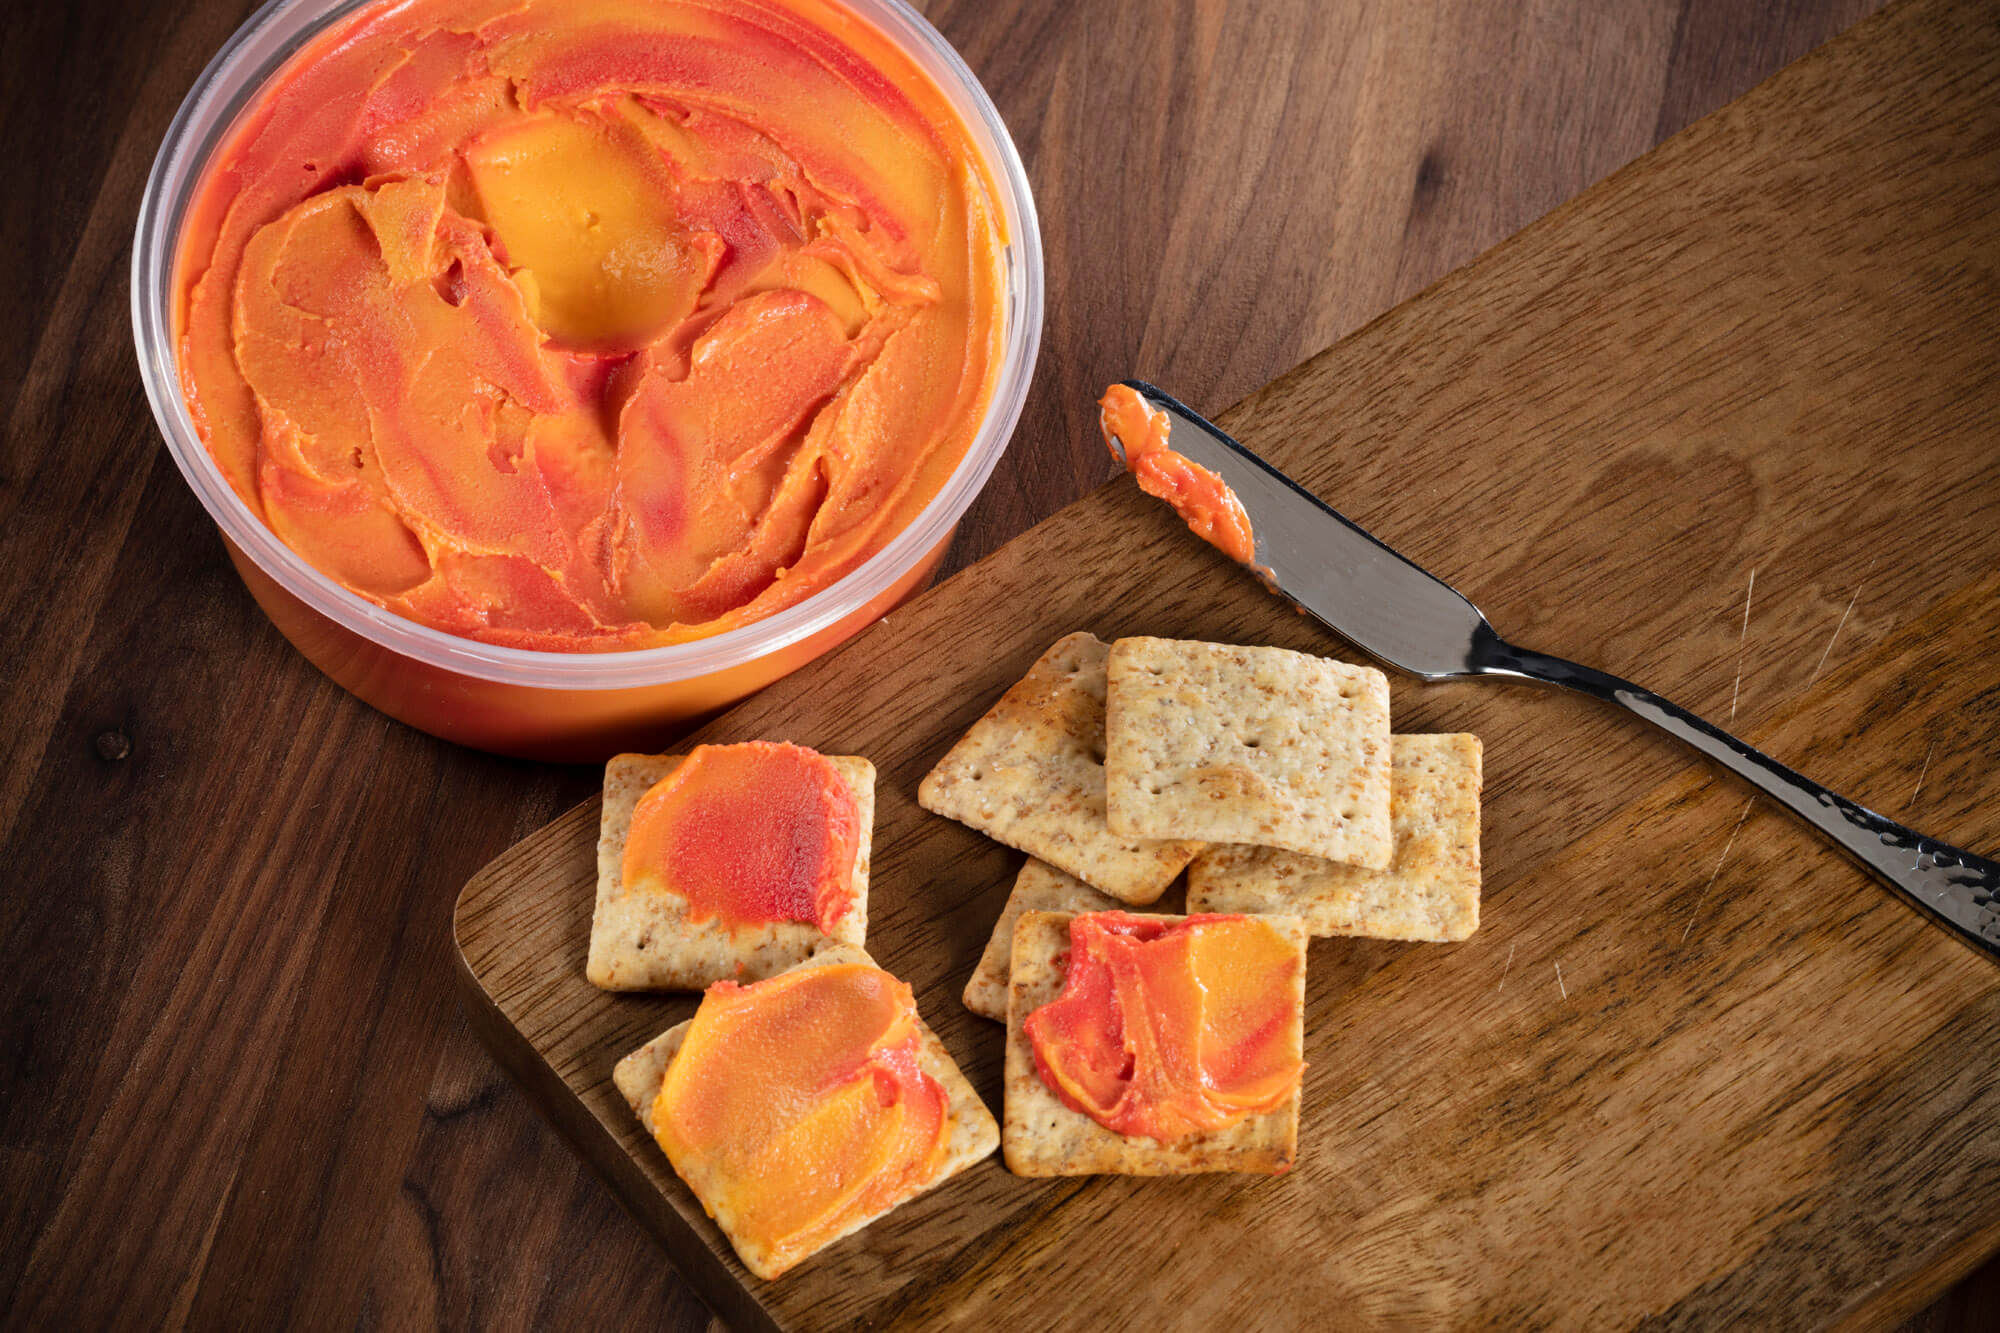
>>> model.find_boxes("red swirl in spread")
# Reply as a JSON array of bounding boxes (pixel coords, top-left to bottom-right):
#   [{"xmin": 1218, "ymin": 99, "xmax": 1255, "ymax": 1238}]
[
  {"xmin": 1099, "ymin": 384, "xmax": 1257, "ymax": 566},
  {"xmin": 1025, "ymin": 911, "xmax": 1303, "ymax": 1143},
  {"xmin": 621, "ymin": 741, "xmax": 860, "ymax": 932},
  {"xmin": 176, "ymin": 0, "xmax": 1005, "ymax": 650}
]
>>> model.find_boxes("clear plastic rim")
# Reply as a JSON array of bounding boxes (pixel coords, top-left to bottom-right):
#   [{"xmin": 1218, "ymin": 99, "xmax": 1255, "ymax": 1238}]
[{"xmin": 132, "ymin": 0, "xmax": 1043, "ymax": 690}]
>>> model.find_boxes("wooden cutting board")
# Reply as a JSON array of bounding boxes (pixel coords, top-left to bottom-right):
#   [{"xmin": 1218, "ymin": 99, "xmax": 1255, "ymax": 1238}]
[{"xmin": 454, "ymin": 0, "xmax": 2000, "ymax": 1326}]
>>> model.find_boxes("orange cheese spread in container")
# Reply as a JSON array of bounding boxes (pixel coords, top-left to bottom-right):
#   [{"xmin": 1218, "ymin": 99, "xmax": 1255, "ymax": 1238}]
[
  {"xmin": 1098, "ymin": 384, "xmax": 1257, "ymax": 567},
  {"xmin": 174, "ymin": 0, "xmax": 1004, "ymax": 651},
  {"xmin": 653, "ymin": 961, "xmax": 949, "ymax": 1274},
  {"xmin": 1025, "ymin": 912, "xmax": 1303, "ymax": 1142},
  {"xmin": 622, "ymin": 740, "xmax": 859, "ymax": 932}
]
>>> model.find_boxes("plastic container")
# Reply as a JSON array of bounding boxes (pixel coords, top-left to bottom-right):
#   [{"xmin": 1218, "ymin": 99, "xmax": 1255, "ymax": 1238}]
[{"xmin": 133, "ymin": 0, "xmax": 1042, "ymax": 762}]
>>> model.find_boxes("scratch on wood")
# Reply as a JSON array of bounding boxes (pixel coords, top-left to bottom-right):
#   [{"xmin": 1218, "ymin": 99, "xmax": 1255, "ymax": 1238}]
[
  {"xmin": 1806, "ymin": 556, "xmax": 1879, "ymax": 690},
  {"xmin": 1909, "ymin": 738, "xmax": 1936, "ymax": 809},
  {"xmin": 1730, "ymin": 566, "xmax": 1757, "ymax": 723},
  {"xmin": 1682, "ymin": 797, "xmax": 1756, "ymax": 943},
  {"xmin": 1554, "ymin": 961, "xmax": 1567, "ymax": 1001},
  {"xmin": 1497, "ymin": 942, "xmax": 1515, "ymax": 994}
]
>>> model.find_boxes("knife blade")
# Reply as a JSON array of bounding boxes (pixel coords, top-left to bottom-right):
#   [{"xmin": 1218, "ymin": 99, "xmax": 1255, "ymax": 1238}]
[
  {"xmin": 1107, "ymin": 379, "xmax": 2000, "ymax": 961},
  {"xmin": 1114, "ymin": 380, "xmax": 1492, "ymax": 679}
]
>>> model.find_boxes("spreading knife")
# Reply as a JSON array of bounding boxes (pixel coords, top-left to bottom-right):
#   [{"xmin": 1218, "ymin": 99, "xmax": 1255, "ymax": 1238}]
[{"xmin": 1105, "ymin": 380, "xmax": 2000, "ymax": 962}]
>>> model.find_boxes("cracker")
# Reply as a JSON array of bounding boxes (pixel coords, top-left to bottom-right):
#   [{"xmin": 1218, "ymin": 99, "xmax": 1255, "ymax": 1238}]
[
  {"xmin": 1188, "ymin": 734, "xmax": 1482, "ymax": 941},
  {"xmin": 614, "ymin": 945, "xmax": 1000, "ymax": 1282},
  {"xmin": 918, "ymin": 632, "xmax": 1202, "ymax": 904},
  {"xmin": 1104, "ymin": 637, "xmax": 1393, "ymax": 869},
  {"xmin": 962, "ymin": 859, "xmax": 1123, "ymax": 1022},
  {"xmin": 587, "ymin": 750, "xmax": 874, "ymax": 991},
  {"xmin": 1001, "ymin": 911, "xmax": 1305, "ymax": 1176}
]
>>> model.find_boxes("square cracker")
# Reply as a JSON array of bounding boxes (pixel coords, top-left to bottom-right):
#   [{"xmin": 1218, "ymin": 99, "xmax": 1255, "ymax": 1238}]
[
  {"xmin": 1188, "ymin": 734, "xmax": 1483, "ymax": 941},
  {"xmin": 962, "ymin": 859, "xmax": 1123, "ymax": 1022},
  {"xmin": 918, "ymin": 632, "xmax": 1202, "ymax": 904},
  {"xmin": 1104, "ymin": 637, "xmax": 1393, "ymax": 869},
  {"xmin": 613, "ymin": 945, "xmax": 1000, "ymax": 1281},
  {"xmin": 588, "ymin": 750, "xmax": 874, "ymax": 991},
  {"xmin": 1001, "ymin": 910, "xmax": 1305, "ymax": 1176}
]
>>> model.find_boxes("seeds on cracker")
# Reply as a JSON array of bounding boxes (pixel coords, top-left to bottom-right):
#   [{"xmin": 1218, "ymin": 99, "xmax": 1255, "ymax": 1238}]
[
  {"xmin": 1104, "ymin": 637, "xmax": 1393, "ymax": 869},
  {"xmin": 918, "ymin": 632, "xmax": 1202, "ymax": 904},
  {"xmin": 1189, "ymin": 733, "xmax": 1482, "ymax": 940},
  {"xmin": 588, "ymin": 744, "xmax": 874, "ymax": 992},
  {"xmin": 962, "ymin": 859, "xmax": 1124, "ymax": 1022}
]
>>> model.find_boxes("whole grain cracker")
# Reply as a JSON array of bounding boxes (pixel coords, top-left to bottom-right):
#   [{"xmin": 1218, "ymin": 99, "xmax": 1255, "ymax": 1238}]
[
  {"xmin": 1001, "ymin": 910, "xmax": 1304, "ymax": 1176},
  {"xmin": 1104, "ymin": 637, "xmax": 1392, "ymax": 868},
  {"xmin": 961, "ymin": 859, "xmax": 1123, "ymax": 1022},
  {"xmin": 1188, "ymin": 733, "xmax": 1482, "ymax": 941},
  {"xmin": 613, "ymin": 945, "xmax": 999, "ymax": 1282},
  {"xmin": 588, "ymin": 749, "xmax": 873, "ymax": 991},
  {"xmin": 918, "ymin": 632, "xmax": 1201, "ymax": 904}
]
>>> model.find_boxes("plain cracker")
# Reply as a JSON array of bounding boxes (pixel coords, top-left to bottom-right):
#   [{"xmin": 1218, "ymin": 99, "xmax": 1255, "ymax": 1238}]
[
  {"xmin": 1001, "ymin": 910, "xmax": 1305, "ymax": 1176},
  {"xmin": 961, "ymin": 859, "xmax": 1123, "ymax": 1021},
  {"xmin": 1189, "ymin": 733, "xmax": 1482, "ymax": 941},
  {"xmin": 918, "ymin": 633, "xmax": 1201, "ymax": 904},
  {"xmin": 588, "ymin": 750, "xmax": 873, "ymax": 991},
  {"xmin": 613, "ymin": 945, "xmax": 1000, "ymax": 1281},
  {"xmin": 1104, "ymin": 637, "xmax": 1393, "ymax": 869}
]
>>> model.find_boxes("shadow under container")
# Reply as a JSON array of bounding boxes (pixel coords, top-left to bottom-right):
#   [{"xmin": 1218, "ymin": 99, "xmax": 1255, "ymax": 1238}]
[{"xmin": 132, "ymin": 0, "xmax": 1043, "ymax": 762}]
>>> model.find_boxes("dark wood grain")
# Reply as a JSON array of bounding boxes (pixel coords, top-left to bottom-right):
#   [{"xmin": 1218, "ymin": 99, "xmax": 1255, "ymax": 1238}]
[{"xmin": 9, "ymin": 0, "xmax": 1995, "ymax": 1327}]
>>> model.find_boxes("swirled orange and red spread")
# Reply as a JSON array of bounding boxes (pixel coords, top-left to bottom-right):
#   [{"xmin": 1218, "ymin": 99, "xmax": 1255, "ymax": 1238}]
[
  {"xmin": 1024, "ymin": 912, "xmax": 1303, "ymax": 1142},
  {"xmin": 175, "ymin": 0, "xmax": 1004, "ymax": 650},
  {"xmin": 653, "ymin": 961, "xmax": 949, "ymax": 1272},
  {"xmin": 1098, "ymin": 384, "xmax": 1257, "ymax": 567},
  {"xmin": 622, "ymin": 741, "xmax": 858, "ymax": 932}
]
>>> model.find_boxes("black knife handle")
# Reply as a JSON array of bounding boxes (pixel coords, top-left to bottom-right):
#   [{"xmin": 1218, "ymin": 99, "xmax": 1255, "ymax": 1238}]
[{"xmin": 1474, "ymin": 638, "xmax": 2000, "ymax": 961}]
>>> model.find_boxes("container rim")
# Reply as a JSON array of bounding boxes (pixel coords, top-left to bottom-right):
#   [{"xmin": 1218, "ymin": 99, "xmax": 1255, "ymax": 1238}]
[{"xmin": 132, "ymin": 0, "xmax": 1043, "ymax": 690}]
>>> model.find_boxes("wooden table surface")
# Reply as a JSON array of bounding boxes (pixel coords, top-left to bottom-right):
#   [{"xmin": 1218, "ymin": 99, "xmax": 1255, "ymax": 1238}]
[{"xmin": 5, "ymin": 0, "xmax": 1995, "ymax": 1326}]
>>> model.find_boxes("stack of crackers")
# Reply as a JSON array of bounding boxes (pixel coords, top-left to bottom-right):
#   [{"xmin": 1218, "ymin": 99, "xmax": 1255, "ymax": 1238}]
[
  {"xmin": 582, "ymin": 629, "xmax": 1483, "ymax": 1278},
  {"xmin": 923, "ymin": 632, "xmax": 1483, "ymax": 1176}
]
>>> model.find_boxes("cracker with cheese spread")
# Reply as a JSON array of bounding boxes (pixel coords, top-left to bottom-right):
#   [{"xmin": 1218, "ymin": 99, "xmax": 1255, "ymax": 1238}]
[
  {"xmin": 1105, "ymin": 637, "xmax": 1393, "ymax": 869},
  {"xmin": 588, "ymin": 747, "xmax": 873, "ymax": 991},
  {"xmin": 1002, "ymin": 910, "xmax": 1305, "ymax": 1176},
  {"xmin": 614, "ymin": 945, "xmax": 999, "ymax": 1281},
  {"xmin": 1189, "ymin": 733, "xmax": 1482, "ymax": 940},
  {"xmin": 918, "ymin": 632, "xmax": 1202, "ymax": 904}
]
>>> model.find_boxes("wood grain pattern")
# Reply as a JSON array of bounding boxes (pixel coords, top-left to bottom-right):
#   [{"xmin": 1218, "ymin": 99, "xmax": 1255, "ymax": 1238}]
[
  {"xmin": 454, "ymin": 1, "xmax": 2000, "ymax": 1326},
  {"xmin": 13, "ymin": 0, "xmax": 1998, "ymax": 1326}
]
